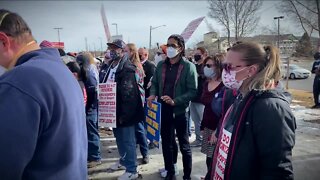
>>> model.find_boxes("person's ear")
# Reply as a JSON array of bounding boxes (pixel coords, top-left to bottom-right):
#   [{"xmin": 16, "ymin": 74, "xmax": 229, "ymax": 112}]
[
  {"xmin": 247, "ymin": 65, "xmax": 259, "ymax": 78},
  {"xmin": 0, "ymin": 32, "xmax": 11, "ymax": 50}
]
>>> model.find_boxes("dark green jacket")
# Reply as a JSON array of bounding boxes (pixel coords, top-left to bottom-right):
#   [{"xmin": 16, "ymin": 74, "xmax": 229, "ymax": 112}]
[{"xmin": 150, "ymin": 57, "xmax": 198, "ymax": 115}]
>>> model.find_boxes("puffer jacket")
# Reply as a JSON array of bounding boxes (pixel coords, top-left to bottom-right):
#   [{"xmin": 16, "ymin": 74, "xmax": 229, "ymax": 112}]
[{"xmin": 211, "ymin": 89, "xmax": 296, "ymax": 180}]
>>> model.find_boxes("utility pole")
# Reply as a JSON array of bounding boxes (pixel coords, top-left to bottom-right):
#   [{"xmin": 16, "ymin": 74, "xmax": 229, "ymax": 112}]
[
  {"xmin": 85, "ymin": 37, "xmax": 88, "ymax": 52},
  {"xmin": 53, "ymin": 27, "xmax": 63, "ymax": 48}
]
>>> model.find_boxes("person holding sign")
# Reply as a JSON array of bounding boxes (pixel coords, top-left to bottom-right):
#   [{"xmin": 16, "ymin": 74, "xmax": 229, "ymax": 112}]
[
  {"xmin": 211, "ymin": 42, "xmax": 296, "ymax": 180},
  {"xmin": 148, "ymin": 34, "xmax": 198, "ymax": 180},
  {"xmin": 100, "ymin": 39, "xmax": 144, "ymax": 180}
]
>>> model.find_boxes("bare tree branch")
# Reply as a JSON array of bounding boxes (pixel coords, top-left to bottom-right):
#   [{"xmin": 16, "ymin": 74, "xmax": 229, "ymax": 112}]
[
  {"xmin": 288, "ymin": 0, "xmax": 309, "ymax": 33},
  {"xmin": 207, "ymin": 0, "xmax": 262, "ymax": 44},
  {"xmin": 279, "ymin": 0, "xmax": 319, "ymax": 36},
  {"xmin": 301, "ymin": 16, "xmax": 319, "ymax": 31},
  {"xmin": 293, "ymin": 0, "xmax": 317, "ymax": 14}
]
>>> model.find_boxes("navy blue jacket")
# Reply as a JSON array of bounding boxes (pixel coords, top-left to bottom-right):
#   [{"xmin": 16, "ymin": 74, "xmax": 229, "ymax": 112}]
[
  {"xmin": 0, "ymin": 48, "xmax": 87, "ymax": 179},
  {"xmin": 311, "ymin": 59, "xmax": 320, "ymax": 78}
]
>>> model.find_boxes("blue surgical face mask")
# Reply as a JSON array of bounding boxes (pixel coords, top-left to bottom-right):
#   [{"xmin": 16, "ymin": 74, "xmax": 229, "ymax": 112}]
[{"xmin": 203, "ymin": 66, "xmax": 216, "ymax": 78}]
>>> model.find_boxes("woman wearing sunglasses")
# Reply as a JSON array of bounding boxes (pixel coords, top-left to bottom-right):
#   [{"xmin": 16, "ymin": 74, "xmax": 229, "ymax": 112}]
[
  {"xmin": 199, "ymin": 54, "xmax": 225, "ymax": 180},
  {"xmin": 211, "ymin": 42, "xmax": 296, "ymax": 180}
]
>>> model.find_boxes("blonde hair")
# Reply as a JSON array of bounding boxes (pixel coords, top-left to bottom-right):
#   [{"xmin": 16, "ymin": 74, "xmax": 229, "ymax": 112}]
[
  {"xmin": 79, "ymin": 51, "xmax": 95, "ymax": 65},
  {"xmin": 229, "ymin": 42, "xmax": 281, "ymax": 91},
  {"xmin": 127, "ymin": 43, "xmax": 145, "ymax": 76}
]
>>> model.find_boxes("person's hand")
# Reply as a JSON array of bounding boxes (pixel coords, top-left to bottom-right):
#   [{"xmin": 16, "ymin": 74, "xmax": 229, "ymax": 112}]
[
  {"xmin": 147, "ymin": 95, "xmax": 156, "ymax": 107},
  {"xmin": 209, "ymin": 131, "xmax": 217, "ymax": 145},
  {"xmin": 161, "ymin": 95, "xmax": 175, "ymax": 106},
  {"xmin": 147, "ymin": 81, "xmax": 152, "ymax": 89}
]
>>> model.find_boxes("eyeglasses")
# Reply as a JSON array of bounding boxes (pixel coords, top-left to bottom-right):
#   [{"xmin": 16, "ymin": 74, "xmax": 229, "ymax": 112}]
[
  {"xmin": 222, "ymin": 63, "xmax": 248, "ymax": 73},
  {"xmin": 167, "ymin": 44, "xmax": 179, "ymax": 48},
  {"xmin": 156, "ymin": 52, "xmax": 164, "ymax": 56},
  {"xmin": 204, "ymin": 64, "xmax": 213, "ymax": 68}
]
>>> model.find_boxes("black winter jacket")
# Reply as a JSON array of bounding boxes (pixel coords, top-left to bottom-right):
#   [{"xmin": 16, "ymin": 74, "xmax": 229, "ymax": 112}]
[
  {"xmin": 99, "ymin": 55, "xmax": 144, "ymax": 127},
  {"xmin": 211, "ymin": 89, "xmax": 296, "ymax": 180},
  {"xmin": 142, "ymin": 60, "xmax": 156, "ymax": 98}
]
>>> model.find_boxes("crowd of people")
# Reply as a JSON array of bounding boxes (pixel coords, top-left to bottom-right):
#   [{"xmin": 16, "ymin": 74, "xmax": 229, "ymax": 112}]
[{"xmin": 3, "ymin": 9, "xmax": 318, "ymax": 180}]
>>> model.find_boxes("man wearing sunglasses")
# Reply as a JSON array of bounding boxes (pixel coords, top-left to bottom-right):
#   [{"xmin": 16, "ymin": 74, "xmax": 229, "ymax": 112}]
[{"xmin": 190, "ymin": 47, "xmax": 207, "ymax": 147}]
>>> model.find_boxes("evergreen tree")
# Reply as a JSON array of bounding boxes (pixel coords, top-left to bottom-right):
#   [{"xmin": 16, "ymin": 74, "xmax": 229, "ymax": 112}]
[{"xmin": 295, "ymin": 32, "xmax": 313, "ymax": 57}]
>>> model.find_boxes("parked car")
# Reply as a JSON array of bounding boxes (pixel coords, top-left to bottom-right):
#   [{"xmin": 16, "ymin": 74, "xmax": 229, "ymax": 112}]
[{"xmin": 281, "ymin": 64, "xmax": 311, "ymax": 79}]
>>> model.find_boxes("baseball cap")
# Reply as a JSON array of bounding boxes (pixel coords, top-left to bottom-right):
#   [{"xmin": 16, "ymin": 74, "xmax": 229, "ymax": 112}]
[{"xmin": 107, "ymin": 39, "xmax": 126, "ymax": 49}]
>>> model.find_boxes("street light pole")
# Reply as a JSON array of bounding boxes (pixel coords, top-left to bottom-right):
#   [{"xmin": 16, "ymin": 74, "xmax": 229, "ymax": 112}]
[
  {"xmin": 53, "ymin": 27, "xmax": 63, "ymax": 48},
  {"xmin": 273, "ymin": 16, "xmax": 284, "ymax": 49},
  {"xmin": 149, "ymin": 24, "xmax": 166, "ymax": 50},
  {"xmin": 112, "ymin": 23, "xmax": 118, "ymax": 35}
]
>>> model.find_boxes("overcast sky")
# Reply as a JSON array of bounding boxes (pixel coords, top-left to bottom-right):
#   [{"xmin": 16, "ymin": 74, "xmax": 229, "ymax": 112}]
[{"xmin": 1, "ymin": 0, "xmax": 309, "ymax": 52}]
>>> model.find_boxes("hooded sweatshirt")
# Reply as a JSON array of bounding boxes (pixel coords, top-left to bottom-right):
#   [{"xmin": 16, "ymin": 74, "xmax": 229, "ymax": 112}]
[{"xmin": 0, "ymin": 48, "xmax": 87, "ymax": 180}]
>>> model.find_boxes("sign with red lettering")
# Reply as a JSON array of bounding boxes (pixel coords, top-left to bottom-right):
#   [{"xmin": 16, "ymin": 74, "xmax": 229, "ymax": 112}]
[
  {"xmin": 98, "ymin": 82, "xmax": 117, "ymax": 127},
  {"xmin": 214, "ymin": 128, "xmax": 232, "ymax": 180}
]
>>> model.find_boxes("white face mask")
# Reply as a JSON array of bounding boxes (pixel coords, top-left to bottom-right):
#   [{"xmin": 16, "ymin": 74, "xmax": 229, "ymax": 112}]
[
  {"xmin": 221, "ymin": 67, "xmax": 248, "ymax": 90},
  {"xmin": 167, "ymin": 47, "xmax": 179, "ymax": 58}
]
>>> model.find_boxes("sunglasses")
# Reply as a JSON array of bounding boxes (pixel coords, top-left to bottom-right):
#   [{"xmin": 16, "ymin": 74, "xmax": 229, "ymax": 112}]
[
  {"xmin": 222, "ymin": 63, "xmax": 247, "ymax": 73},
  {"xmin": 204, "ymin": 64, "xmax": 214, "ymax": 68},
  {"xmin": 167, "ymin": 44, "xmax": 179, "ymax": 48}
]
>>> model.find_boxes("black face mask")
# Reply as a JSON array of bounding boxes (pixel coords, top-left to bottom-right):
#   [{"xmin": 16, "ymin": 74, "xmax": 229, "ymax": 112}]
[
  {"xmin": 139, "ymin": 55, "xmax": 143, "ymax": 60},
  {"xmin": 194, "ymin": 54, "xmax": 202, "ymax": 62}
]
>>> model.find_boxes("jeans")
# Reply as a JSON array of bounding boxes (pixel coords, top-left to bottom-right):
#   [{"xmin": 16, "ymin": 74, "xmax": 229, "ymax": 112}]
[
  {"xmin": 190, "ymin": 102, "xmax": 205, "ymax": 141},
  {"xmin": 86, "ymin": 108, "xmax": 101, "ymax": 161},
  {"xmin": 113, "ymin": 125, "xmax": 137, "ymax": 173},
  {"xmin": 135, "ymin": 121, "xmax": 149, "ymax": 157},
  {"xmin": 161, "ymin": 102, "xmax": 192, "ymax": 179},
  {"xmin": 187, "ymin": 108, "xmax": 192, "ymax": 137}
]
